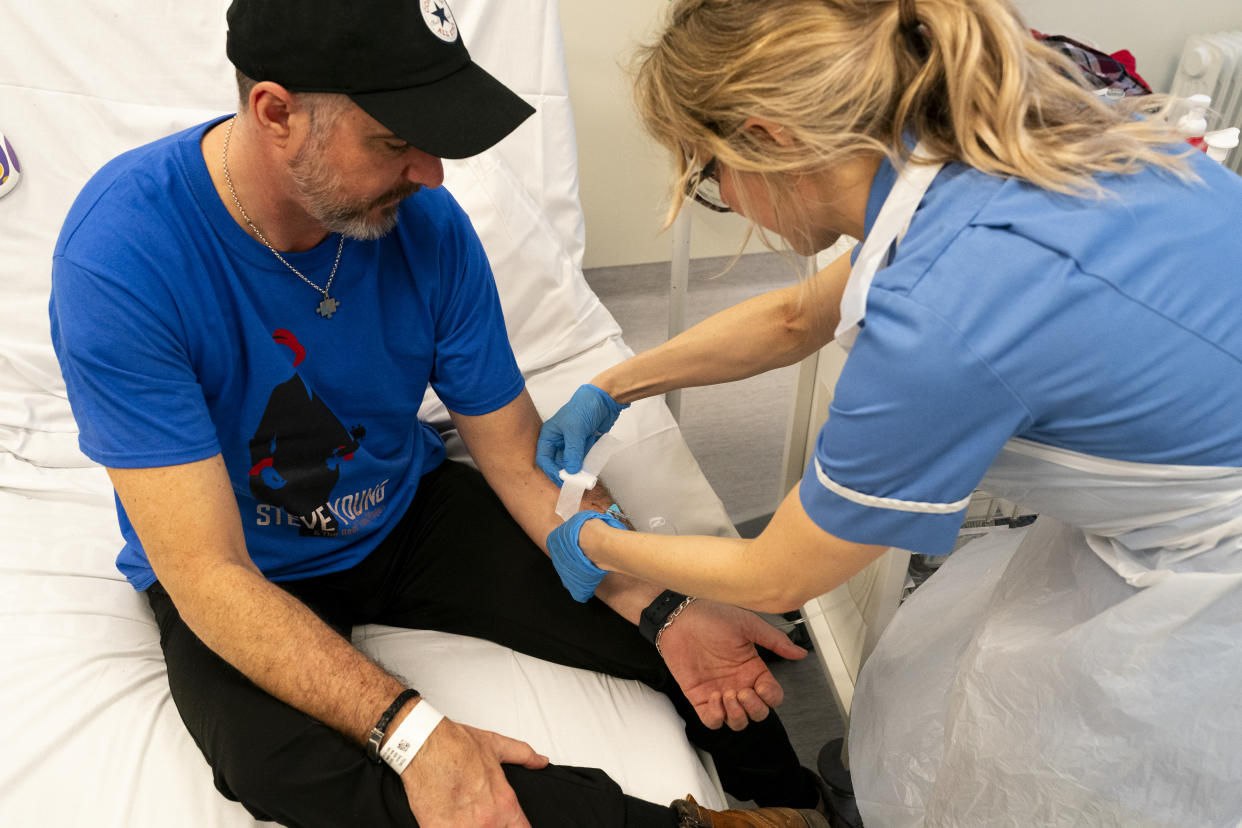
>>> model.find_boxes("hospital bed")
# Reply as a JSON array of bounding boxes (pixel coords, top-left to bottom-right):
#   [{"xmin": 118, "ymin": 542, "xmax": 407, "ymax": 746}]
[{"xmin": 0, "ymin": 1, "xmax": 732, "ymax": 823}]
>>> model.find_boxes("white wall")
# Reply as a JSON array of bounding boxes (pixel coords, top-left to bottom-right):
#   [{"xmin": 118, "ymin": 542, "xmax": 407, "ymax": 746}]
[
  {"xmin": 558, "ymin": 1, "xmax": 764, "ymax": 269},
  {"xmin": 561, "ymin": 1, "xmax": 1242, "ymax": 270}
]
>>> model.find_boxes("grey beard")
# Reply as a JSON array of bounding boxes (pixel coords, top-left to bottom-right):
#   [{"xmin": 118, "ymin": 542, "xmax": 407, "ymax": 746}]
[
  {"xmin": 288, "ymin": 137, "xmax": 418, "ymax": 241},
  {"xmin": 313, "ymin": 199, "xmax": 404, "ymax": 241}
]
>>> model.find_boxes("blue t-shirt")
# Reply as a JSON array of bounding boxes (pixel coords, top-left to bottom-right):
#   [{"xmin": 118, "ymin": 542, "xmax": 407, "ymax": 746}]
[
  {"xmin": 801, "ymin": 150, "xmax": 1242, "ymax": 556},
  {"xmin": 50, "ymin": 116, "xmax": 525, "ymax": 589}
]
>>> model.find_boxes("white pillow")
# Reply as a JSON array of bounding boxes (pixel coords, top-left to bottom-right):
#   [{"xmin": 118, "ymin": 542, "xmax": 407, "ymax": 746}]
[{"xmin": 0, "ymin": 90, "xmax": 230, "ymax": 470}]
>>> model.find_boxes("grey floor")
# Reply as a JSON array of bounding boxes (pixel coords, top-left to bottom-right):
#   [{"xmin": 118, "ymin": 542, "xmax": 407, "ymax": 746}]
[{"xmin": 584, "ymin": 252, "xmax": 846, "ymax": 791}]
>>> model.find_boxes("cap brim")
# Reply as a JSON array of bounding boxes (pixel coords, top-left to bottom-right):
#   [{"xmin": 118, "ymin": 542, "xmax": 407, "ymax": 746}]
[{"xmin": 350, "ymin": 61, "xmax": 535, "ymax": 159}]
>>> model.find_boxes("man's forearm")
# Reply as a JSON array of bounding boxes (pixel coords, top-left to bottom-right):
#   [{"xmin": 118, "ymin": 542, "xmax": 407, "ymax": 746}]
[
  {"xmin": 593, "ymin": 569, "xmax": 669, "ymax": 624},
  {"xmin": 510, "ymin": 472, "xmax": 665, "ymax": 624},
  {"xmin": 451, "ymin": 393, "xmax": 673, "ymax": 625},
  {"xmin": 110, "ymin": 457, "xmax": 412, "ymax": 751},
  {"xmin": 166, "ymin": 560, "xmax": 407, "ymax": 746}
]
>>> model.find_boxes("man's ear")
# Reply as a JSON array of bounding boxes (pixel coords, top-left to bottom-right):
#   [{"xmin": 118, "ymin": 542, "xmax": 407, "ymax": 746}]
[
  {"xmin": 741, "ymin": 116, "xmax": 794, "ymax": 148},
  {"xmin": 249, "ymin": 81, "xmax": 298, "ymax": 148}
]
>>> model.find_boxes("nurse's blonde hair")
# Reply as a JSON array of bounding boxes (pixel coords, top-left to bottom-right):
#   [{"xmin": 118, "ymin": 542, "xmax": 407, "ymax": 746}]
[{"xmin": 633, "ymin": 0, "xmax": 1189, "ymax": 235}]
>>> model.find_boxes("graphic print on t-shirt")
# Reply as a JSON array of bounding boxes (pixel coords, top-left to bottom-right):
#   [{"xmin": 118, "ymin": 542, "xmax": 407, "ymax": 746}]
[{"xmin": 248, "ymin": 329, "xmax": 368, "ymax": 537}]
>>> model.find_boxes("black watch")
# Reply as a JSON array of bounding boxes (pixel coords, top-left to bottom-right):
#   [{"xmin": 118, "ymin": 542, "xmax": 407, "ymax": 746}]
[{"xmin": 638, "ymin": 590, "xmax": 690, "ymax": 645}]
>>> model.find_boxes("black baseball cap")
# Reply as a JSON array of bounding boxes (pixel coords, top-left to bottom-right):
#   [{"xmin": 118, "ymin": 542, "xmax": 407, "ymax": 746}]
[{"xmin": 225, "ymin": 0, "xmax": 535, "ymax": 159}]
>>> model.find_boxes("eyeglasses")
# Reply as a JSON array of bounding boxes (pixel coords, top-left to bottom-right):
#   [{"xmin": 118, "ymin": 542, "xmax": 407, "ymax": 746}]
[{"xmin": 684, "ymin": 157, "xmax": 731, "ymax": 213}]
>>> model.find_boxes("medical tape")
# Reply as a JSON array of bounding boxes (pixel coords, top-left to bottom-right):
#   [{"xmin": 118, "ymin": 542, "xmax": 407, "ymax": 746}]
[
  {"xmin": 555, "ymin": 472, "xmax": 596, "ymax": 521},
  {"xmin": 555, "ymin": 433, "xmax": 625, "ymax": 521},
  {"xmin": 380, "ymin": 699, "xmax": 445, "ymax": 775}
]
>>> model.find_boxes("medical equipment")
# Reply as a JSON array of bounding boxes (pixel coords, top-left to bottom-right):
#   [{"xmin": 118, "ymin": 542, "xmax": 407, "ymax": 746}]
[
  {"xmin": 1175, "ymin": 92, "xmax": 1241, "ymax": 167},
  {"xmin": 0, "ymin": 1, "xmax": 737, "ymax": 822},
  {"xmin": 1177, "ymin": 93, "xmax": 1214, "ymax": 137},
  {"xmin": 1171, "ymin": 31, "xmax": 1242, "ymax": 172},
  {"xmin": 1205, "ymin": 126, "xmax": 1241, "ymax": 164}
]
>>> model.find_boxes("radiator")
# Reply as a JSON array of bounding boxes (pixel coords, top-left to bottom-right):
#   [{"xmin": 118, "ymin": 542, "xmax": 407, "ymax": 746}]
[{"xmin": 1171, "ymin": 32, "xmax": 1242, "ymax": 172}]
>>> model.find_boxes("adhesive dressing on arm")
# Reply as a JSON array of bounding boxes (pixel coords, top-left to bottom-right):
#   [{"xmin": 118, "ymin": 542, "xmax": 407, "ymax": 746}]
[{"xmin": 555, "ymin": 433, "xmax": 624, "ymax": 520}]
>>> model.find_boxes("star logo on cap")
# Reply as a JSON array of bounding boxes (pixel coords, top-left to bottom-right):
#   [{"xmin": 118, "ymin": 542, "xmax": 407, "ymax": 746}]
[{"xmin": 420, "ymin": 0, "xmax": 459, "ymax": 43}]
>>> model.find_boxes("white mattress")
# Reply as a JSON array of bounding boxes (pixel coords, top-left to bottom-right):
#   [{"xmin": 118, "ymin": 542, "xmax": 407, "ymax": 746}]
[{"xmin": 0, "ymin": 0, "xmax": 734, "ymax": 823}]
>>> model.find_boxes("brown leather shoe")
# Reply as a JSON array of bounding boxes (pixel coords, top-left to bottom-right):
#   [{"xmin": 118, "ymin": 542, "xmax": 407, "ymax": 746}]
[{"xmin": 673, "ymin": 794, "xmax": 831, "ymax": 827}]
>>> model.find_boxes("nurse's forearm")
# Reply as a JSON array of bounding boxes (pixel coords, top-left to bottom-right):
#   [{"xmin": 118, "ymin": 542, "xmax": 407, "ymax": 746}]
[
  {"xmin": 593, "ymin": 250, "xmax": 851, "ymax": 405},
  {"xmin": 578, "ymin": 486, "xmax": 884, "ymax": 614},
  {"xmin": 581, "ymin": 525, "xmax": 825, "ymax": 614}
]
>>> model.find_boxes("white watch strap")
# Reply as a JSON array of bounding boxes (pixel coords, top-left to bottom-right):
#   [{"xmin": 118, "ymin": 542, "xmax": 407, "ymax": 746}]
[{"xmin": 379, "ymin": 699, "xmax": 445, "ymax": 774}]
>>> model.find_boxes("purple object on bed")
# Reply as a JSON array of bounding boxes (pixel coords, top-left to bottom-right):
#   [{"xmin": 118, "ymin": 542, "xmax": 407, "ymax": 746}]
[{"xmin": 0, "ymin": 132, "xmax": 21, "ymax": 198}]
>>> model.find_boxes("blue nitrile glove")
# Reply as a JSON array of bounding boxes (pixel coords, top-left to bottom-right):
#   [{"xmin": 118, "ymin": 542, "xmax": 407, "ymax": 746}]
[
  {"xmin": 547, "ymin": 510, "xmax": 628, "ymax": 602},
  {"xmin": 536, "ymin": 384, "xmax": 629, "ymax": 484}
]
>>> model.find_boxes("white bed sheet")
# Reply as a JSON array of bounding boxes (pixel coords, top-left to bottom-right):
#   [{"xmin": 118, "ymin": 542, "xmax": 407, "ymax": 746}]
[{"xmin": 0, "ymin": 0, "xmax": 735, "ymax": 823}]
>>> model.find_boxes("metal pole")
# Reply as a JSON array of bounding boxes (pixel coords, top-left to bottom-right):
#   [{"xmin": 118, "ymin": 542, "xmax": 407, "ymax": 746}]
[{"xmin": 666, "ymin": 207, "xmax": 692, "ymax": 422}]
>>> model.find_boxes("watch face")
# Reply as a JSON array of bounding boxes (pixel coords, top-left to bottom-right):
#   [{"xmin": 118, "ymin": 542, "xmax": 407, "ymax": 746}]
[{"xmin": 0, "ymin": 132, "xmax": 21, "ymax": 199}]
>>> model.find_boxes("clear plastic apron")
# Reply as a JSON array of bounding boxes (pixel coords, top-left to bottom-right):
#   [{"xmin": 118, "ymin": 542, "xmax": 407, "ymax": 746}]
[{"xmin": 837, "ymin": 150, "xmax": 1242, "ymax": 827}]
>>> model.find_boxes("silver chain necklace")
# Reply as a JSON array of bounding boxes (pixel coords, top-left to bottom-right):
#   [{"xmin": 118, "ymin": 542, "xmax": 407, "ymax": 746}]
[{"xmin": 221, "ymin": 117, "xmax": 344, "ymax": 319}]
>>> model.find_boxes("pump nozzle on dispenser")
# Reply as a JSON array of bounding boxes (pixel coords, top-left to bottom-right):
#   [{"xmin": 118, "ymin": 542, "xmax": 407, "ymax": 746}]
[
  {"xmin": 1204, "ymin": 127, "xmax": 1240, "ymax": 165},
  {"xmin": 1177, "ymin": 94, "xmax": 1213, "ymax": 139}
]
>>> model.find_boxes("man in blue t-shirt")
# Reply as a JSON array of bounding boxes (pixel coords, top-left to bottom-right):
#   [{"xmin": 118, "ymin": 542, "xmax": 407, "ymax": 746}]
[{"xmin": 48, "ymin": 2, "xmax": 828, "ymax": 827}]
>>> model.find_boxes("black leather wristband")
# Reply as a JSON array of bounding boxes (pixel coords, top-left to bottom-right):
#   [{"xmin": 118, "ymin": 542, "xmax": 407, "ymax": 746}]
[
  {"xmin": 366, "ymin": 688, "xmax": 420, "ymax": 763},
  {"xmin": 639, "ymin": 589, "xmax": 690, "ymax": 645}
]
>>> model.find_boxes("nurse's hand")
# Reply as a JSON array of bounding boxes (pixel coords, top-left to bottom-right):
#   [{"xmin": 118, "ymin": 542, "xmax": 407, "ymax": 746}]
[
  {"xmin": 658, "ymin": 601, "xmax": 808, "ymax": 731},
  {"xmin": 546, "ymin": 509, "xmax": 627, "ymax": 602},
  {"xmin": 536, "ymin": 384, "xmax": 628, "ymax": 482}
]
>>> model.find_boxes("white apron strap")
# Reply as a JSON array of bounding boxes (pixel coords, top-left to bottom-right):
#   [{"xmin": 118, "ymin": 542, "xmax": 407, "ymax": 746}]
[{"xmin": 835, "ymin": 142, "xmax": 943, "ymax": 350}]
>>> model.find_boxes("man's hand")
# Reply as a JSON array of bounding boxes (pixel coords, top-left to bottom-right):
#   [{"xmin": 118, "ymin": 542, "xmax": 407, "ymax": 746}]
[
  {"xmin": 403, "ymin": 718, "xmax": 549, "ymax": 827},
  {"xmin": 656, "ymin": 600, "xmax": 807, "ymax": 731}
]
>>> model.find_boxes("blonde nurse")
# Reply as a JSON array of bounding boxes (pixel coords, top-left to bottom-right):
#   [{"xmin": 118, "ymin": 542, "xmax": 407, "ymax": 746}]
[{"xmin": 539, "ymin": 0, "xmax": 1242, "ymax": 824}]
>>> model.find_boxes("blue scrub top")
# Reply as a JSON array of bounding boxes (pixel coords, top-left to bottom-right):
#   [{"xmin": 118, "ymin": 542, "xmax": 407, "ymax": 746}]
[{"xmin": 800, "ymin": 150, "xmax": 1242, "ymax": 556}]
